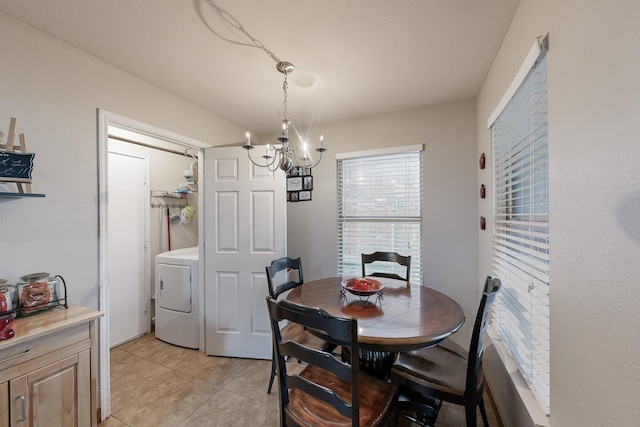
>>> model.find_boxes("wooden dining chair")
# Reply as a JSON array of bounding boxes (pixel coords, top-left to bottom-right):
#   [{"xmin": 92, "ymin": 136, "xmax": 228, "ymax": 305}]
[
  {"xmin": 266, "ymin": 296, "xmax": 398, "ymax": 427},
  {"xmin": 362, "ymin": 251, "xmax": 411, "ymax": 282},
  {"xmin": 265, "ymin": 257, "xmax": 331, "ymax": 394},
  {"xmin": 391, "ymin": 277, "xmax": 501, "ymax": 427}
]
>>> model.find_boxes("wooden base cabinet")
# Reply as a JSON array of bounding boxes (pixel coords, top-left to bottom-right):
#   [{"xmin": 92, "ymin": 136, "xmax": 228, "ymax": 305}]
[
  {"xmin": 0, "ymin": 305, "xmax": 102, "ymax": 427},
  {"xmin": 0, "ymin": 382, "xmax": 8, "ymax": 427}
]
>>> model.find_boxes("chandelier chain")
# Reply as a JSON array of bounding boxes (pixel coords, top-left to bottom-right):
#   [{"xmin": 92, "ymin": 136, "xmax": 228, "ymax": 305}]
[{"xmin": 282, "ymin": 72, "xmax": 289, "ymax": 122}]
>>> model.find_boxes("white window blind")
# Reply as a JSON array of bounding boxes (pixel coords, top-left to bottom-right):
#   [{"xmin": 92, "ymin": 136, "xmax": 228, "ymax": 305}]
[
  {"xmin": 490, "ymin": 49, "xmax": 549, "ymax": 414},
  {"xmin": 337, "ymin": 149, "xmax": 423, "ymax": 284}
]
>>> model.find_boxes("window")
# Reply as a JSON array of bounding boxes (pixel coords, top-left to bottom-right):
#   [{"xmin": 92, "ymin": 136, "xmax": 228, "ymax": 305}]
[
  {"xmin": 490, "ymin": 40, "xmax": 549, "ymax": 413},
  {"xmin": 337, "ymin": 146, "xmax": 423, "ymax": 284}
]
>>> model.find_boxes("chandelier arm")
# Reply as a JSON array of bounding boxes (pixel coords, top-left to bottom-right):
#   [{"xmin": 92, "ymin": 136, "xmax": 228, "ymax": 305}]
[
  {"xmin": 267, "ymin": 150, "xmax": 283, "ymax": 172},
  {"xmin": 293, "ymin": 148, "xmax": 326, "ymax": 170},
  {"xmin": 245, "ymin": 147, "xmax": 277, "ymax": 169}
]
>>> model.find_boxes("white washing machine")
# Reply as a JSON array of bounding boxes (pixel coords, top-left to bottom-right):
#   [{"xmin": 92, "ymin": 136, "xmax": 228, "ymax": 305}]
[{"xmin": 155, "ymin": 246, "xmax": 199, "ymax": 349}]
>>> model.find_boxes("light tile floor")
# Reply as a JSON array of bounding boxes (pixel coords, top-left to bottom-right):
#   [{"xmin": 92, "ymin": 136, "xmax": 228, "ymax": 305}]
[{"xmin": 99, "ymin": 333, "xmax": 499, "ymax": 427}]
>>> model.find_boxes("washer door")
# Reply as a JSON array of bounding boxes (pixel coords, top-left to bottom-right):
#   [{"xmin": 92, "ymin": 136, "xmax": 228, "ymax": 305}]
[{"xmin": 157, "ymin": 262, "xmax": 191, "ymax": 313}]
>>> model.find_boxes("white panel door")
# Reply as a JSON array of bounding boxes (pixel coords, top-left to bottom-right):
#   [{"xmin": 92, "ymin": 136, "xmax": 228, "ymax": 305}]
[
  {"xmin": 204, "ymin": 146, "xmax": 286, "ymax": 359},
  {"xmin": 108, "ymin": 150, "xmax": 148, "ymax": 347}
]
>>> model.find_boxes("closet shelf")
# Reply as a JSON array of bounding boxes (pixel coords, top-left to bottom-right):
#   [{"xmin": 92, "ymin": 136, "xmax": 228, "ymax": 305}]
[{"xmin": 150, "ymin": 190, "xmax": 189, "ymax": 199}]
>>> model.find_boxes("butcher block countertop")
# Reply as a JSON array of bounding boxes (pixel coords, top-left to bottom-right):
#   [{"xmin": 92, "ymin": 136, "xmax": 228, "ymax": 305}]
[{"xmin": 0, "ymin": 304, "xmax": 103, "ymax": 350}]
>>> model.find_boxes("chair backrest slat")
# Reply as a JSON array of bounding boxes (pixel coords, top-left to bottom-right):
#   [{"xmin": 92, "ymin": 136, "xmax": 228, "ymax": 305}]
[
  {"xmin": 362, "ymin": 251, "xmax": 411, "ymax": 282},
  {"xmin": 281, "ymin": 341, "xmax": 352, "ymax": 381},
  {"xmin": 286, "ymin": 375, "xmax": 353, "ymax": 419}
]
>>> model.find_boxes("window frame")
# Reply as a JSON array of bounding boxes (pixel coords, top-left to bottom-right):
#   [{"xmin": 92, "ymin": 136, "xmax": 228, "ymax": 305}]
[
  {"xmin": 336, "ymin": 145, "xmax": 423, "ymax": 284},
  {"xmin": 488, "ymin": 36, "xmax": 550, "ymax": 414}
]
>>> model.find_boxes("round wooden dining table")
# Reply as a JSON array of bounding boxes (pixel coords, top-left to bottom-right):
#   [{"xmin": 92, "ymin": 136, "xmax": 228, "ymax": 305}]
[{"xmin": 286, "ymin": 276, "xmax": 465, "ymax": 378}]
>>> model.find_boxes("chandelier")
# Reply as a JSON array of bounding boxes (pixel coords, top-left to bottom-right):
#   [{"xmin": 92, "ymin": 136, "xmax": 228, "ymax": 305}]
[
  {"xmin": 242, "ymin": 61, "xmax": 326, "ymax": 173},
  {"xmin": 198, "ymin": 1, "xmax": 325, "ymax": 173}
]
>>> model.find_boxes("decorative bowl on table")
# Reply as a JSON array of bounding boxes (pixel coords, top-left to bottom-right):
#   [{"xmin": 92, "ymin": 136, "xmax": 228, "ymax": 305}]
[{"xmin": 341, "ymin": 277, "xmax": 384, "ymax": 296}]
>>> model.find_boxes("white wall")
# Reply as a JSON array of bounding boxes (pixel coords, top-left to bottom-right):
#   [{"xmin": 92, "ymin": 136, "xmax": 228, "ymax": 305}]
[
  {"xmin": 478, "ymin": 1, "xmax": 640, "ymax": 425},
  {"xmin": 285, "ymin": 99, "xmax": 481, "ymax": 344},
  {"xmin": 0, "ymin": 13, "xmax": 243, "ymax": 310}
]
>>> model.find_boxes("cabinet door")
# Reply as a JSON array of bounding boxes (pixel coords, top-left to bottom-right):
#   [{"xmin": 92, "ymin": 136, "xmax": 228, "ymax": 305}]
[
  {"xmin": 0, "ymin": 382, "xmax": 8, "ymax": 427},
  {"xmin": 10, "ymin": 350, "xmax": 90, "ymax": 427}
]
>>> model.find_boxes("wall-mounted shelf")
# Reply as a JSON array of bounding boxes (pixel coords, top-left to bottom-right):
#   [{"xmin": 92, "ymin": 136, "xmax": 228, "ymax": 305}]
[{"xmin": 0, "ymin": 192, "xmax": 45, "ymax": 198}]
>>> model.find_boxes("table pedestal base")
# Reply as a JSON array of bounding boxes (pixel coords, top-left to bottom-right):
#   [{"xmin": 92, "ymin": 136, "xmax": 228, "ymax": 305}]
[
  {"xmin": 341, "ymin": 347, "xmax": 398, "ymax": 380},
  {"xmin": 395, "ymin": 390, "xmax": 443, "ymax": 427}
]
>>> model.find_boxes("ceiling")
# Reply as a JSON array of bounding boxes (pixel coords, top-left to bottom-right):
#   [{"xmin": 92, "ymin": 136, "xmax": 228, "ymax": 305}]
[{"xmin": 0, "ymin": 0, "xmax": 520, "ymax": 135}]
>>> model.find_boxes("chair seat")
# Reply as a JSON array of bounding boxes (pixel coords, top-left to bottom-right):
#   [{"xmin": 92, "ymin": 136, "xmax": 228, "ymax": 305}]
[
  {"xmin": 391, "ymin": 278, "xmax": 500, "ymax": 427},
  {"xmin": 392, "ymin": 340, "xmax": 482, "ymax": 402},
  {"xmin": 286, "ymin": 365, "xmax": 398, "ymax": 427}
]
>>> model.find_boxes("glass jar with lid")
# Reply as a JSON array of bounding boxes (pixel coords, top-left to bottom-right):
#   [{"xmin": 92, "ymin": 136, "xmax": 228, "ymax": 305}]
[{"xmin": 17, "ymin": 272, "xmax": 59, "ymax": 314}]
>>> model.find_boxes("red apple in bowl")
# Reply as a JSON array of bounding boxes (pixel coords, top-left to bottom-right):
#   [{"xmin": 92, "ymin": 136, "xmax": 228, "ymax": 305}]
[{"xmin": 353, "ymin": 278, "xmax": 369, "ymax": 290}]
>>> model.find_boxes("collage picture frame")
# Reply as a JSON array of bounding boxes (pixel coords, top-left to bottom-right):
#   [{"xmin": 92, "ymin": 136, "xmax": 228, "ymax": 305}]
[{"xmin": 286, "ymin": 167, "xmax": 313, "ymax": 202}]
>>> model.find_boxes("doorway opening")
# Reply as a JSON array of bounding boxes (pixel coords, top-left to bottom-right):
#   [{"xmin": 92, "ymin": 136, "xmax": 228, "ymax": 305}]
[{"xmin": 97, "ymin": 110, "xmax": 210, "ymax": 421}]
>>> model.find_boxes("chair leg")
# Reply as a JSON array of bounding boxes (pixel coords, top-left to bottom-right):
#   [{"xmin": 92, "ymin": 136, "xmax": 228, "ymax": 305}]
[
  {"xmin": 478, "ymin": 398, "xmax": 490, "ymax": 427},
  {"xmin": 465, "ymin": 402, "xmax": 477, "ymax": 427},
  {"xmin": 267, "ymin": 351, "xmax": 276, "ymax": 394}
]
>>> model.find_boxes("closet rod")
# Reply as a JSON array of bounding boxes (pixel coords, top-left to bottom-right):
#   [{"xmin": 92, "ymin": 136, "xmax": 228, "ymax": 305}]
[{"xmin": 108, "ymin": 134, "xmax": 197, "ymax": 158}]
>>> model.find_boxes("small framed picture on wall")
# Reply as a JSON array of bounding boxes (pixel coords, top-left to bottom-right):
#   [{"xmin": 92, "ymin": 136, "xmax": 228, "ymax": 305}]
[
  {"xmin": 288, "ymin": 191, "xmax": 299, "ymax": 202},
  {"xmin": 302, "ymin": 175, "xmax": 313, "ymax": 190},
  {"xmin": 286, "ymin": 176, "xmax": 303, "ymax": 192},
  {"xmin": 299, "ymin": 190, "xmax": 312, "ymax": 201}
]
